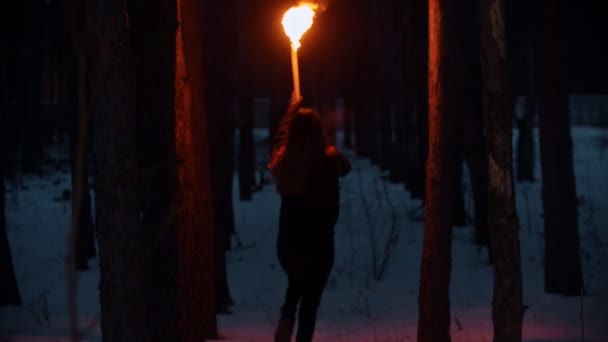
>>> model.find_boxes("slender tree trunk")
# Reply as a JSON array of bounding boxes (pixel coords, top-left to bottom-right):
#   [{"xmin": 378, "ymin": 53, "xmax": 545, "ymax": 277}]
[
  {"xmin": 21, "ymin": 0, "xmax": 45, "ymax": 173},
  {"xmin": 94, "ymin": 1, "xmax": 147, "ymax": 340},
  {"xmin": 175, "ymin": 0, "xmax": 217, "ymax": 337},
  {"xmin": 343, "ymin": 107, "xmax": 353, "ymax": 149},
  {"xmin": 203, "ymin": 0, "xmax": 236, "ymax": 313},
  {"xmin": 67, "ymin": 41, "xmax": 96, "ymax": 271},
  {"xmin": 452, "ymin": 158, "xmax": 467, "ymax": 227},
  {"xmin": 517, "ymin": 47, "xmax": 536, "ymax": 182},
  {"xmin": 1, "ymin": 171, "xmax": 22, "ymax": 306},
  {"xmin": 480, "ymin": 0, "xmax": 524, "ymax": 340},
  {"xmin": 406, "ymin": 0, "xmax": 428, "ymax": 201},
  {"xmin": 0, "ymin": 2, "xmax": 23, "ymax": 307},
  {"xmin": 417, "ymin": 1, "xmax": 457, "ymax": 340},
  {"xmin": 239, "ymin": 96, "xmax": 255, "ymax": 201},
  {"xmin": 539, "ymin": 0, "xmax": 583, "ymax": 296},
  {"xmin": 459, "ymin": 0, "xmax": 488, "ymax": 247},
  {"xmin": 392, "ymin": 0, "xmax": 415, "ymax": 185},
  {"xmin": 236, "ymin": 0, "xmax": 256, "ymax": 202}
]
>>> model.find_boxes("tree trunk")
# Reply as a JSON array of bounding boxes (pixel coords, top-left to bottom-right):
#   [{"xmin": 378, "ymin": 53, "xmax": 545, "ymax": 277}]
[
  {"xmin": 0, "ymin": 3, "xmax": 23, "ymax": 307},
  {"xmin": 517, "ymin": 47, "xmax": 536, "ymax": 182},
  {"xmin": 94, "ymin": 1, "xmax": 147, "ymax": 340},
  {"xmin": 458, "ymin": 0, "xmax": 488, "ymax": 247},
  {"xmin": 21, "ymin": 0, "xmax": 45, "ymax": 173},
  {"xmin": 203, "ymin": 0, "xmax": 236, "ymax": 313},
  {"xmin": 452, "ymin": 158, "xmax": 467, "ymax": 227},
  {"xmin": 130, "ymin": 0, "xmax": 179, "ymax": 339},
  {"xmin": 0, "ymin": 173, "xmax": 22, "ymax": 306},
  {"xmin": 405, "ymin": 0, "xmax": 428, "ymax": 201},
  {"xmin": 416, "ymin": 0, "xmax": 457, "ymax": 340},
  {"xmin": 343, "ymin": 107, "xmax": 353, "ymax": 149},
  {"xmin": 239, "ymin": 96, "xmax": 255, "ymax": 201},
  {"xmin": 175, "ymin": 0, "xmax": 218, "ymax": 337},
  {"xmin": 67, "ymin": 46, "xmax": 96, "ymax": 271},
  {"xmin": 539, "ymin": 0, "xmax": 583, "ymax": 296},
  {"xmin": 480, "ymin": 0, "xmax": 524, "ymax": 340}
]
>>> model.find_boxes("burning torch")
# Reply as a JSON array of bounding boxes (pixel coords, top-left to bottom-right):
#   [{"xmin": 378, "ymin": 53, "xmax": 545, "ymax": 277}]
[{"xmin": 281, "ymin": 3, "xmax": 317, "ymax": 100}]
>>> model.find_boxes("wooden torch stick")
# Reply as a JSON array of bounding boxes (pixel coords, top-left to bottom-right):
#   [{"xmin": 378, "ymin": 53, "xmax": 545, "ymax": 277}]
[{"xmin": 291, "ymin": 47, "xmax": 301, "ymax": 99}]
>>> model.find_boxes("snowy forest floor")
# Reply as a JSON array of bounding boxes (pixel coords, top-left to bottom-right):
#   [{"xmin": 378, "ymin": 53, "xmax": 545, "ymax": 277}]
[{"xmin": 1, "ymin": 127, "xmax": 608, "ymax": 342}]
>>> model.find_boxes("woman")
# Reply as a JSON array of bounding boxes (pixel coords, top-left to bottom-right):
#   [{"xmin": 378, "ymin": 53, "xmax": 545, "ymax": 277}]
[{"xmin": 268, "ymin": 97, "xmax": 351, "ymax": 342}]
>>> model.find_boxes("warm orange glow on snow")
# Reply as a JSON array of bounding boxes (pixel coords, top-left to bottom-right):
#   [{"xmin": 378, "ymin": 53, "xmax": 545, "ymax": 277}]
[{"xmin": 282, "ymin": 3, "xmax": 317, "ymax": 50}]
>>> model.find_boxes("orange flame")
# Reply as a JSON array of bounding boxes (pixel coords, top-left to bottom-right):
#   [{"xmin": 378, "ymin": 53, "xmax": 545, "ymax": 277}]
[{"xmin": 282, "ymin": 3, "xmax": 317, "ymax": 50}]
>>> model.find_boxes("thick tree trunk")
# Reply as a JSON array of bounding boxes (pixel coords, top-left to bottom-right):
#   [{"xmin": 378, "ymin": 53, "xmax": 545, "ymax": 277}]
[
  {"xmin": 130, "ymin": 0, "xmax": 178, "ymax": 340},
  {"xmin": 175, "ymin": 0, "xmax": 218, "ymax": 337},
  {"xmin": 480, "ymin": 0, "xmax": 524, "ymax": 340},
  {"xmin": 94, "ymin": 1, "xmax": 147, "ymax": 340},
  {"xmin": 416, "ymin": 0, "xmax": 456, "ymax": 341},
  {"xmin": 539, "ymin": 0, "xmax": 583, "ymax": 296}
]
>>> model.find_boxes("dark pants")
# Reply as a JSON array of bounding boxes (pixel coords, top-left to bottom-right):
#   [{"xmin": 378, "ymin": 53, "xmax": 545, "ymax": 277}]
[{"xmin": 277, "ymin": 236, "xmax": 334, "ymax": 342}]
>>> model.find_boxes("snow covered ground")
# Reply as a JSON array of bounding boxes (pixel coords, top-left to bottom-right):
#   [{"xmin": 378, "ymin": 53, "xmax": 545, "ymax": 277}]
[{"xmin": 1, "ymin": 127, "xmax": 607, "ymax": 342}]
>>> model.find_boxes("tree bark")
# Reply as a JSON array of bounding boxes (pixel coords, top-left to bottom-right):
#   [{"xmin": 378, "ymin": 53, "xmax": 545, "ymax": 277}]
[
  {"xmin": 130, "ymin": 0, "xmax": 179, "ymax": 339},
  {"xmin": 416, "ymin": 0, "xmax": 456, "ymax": 341},
  {"xmin": 175, "ymin": 0, "xmax": 218, "ymax": 337},
  {"xmin": 480, "ymin": 0, "xmax": 524, "ymax": 340},
  {"xmin": 94, "ymin": 1, "xmax": 147, "ymax": 340},
  {"xmin": 539, "ymin": 0, "xmax": 583, "ymax": 296}
]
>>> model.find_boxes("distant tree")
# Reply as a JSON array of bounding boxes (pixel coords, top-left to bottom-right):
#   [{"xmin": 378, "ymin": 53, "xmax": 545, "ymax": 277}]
[
  {"xmin": 516, "ymin": 46, "xmax": 537, "ymax": 182},
  {"xmin": 239, "ymin": 96, "xmax": 255, "ymax": 201},
  {"xmin": 21, "ymin": 0, "xmax": 45, "ymax": 173},
  {"xmin": 403, "ymin": 0, "xmax": 428, "ymax": 201},
  {"xmin": 91, "ymin": 0, "xmax": 147, "ymax": 340},
  {"xmin": 480, "ymin": 0, "xmax": 524, "ymax": 340},
  {"xmin": 539, "ymin": 0, "xmax": 583, "ymax": 295},
  {"xmin": 203, "ymin": 0, "xmax": 236, "ymax": 313},
  {"xmin": 417, "ymin": 0, "xmax": 458, "ymax": 340},
  {"xmin": 458, "ymin": 0, "xmax": 489, "ymax": 246},
  {"xmin": 236, "ymin": 0, "xmax": 256, "ymax": 202},
  {"xmin": 513, "ymin": 0, "xmax": 538, "ymax": 182},
  {"xmin": 66, "ymin": 0, "xmax": 96, "ymax": 271},
  {"xmin": 1, "ymin": 149, "xmax": 22, "ymax": 307},
  {"xmin": 0, "ymin": 2, "xmax": 23, "ymax": 307}
]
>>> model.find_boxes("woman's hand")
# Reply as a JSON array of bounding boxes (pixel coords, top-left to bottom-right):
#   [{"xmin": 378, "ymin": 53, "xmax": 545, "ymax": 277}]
[{"xmin": 286, "ymin": 91, "xmax": 303, "ymax": 115}]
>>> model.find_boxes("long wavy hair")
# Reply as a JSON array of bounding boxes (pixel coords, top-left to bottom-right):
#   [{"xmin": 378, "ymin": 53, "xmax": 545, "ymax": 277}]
[{"xmin": 269, "ymin": 108, "xmax": 329, "ymax": 195}]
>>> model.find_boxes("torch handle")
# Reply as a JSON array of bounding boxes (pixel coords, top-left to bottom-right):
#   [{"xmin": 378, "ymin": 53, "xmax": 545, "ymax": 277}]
[{"xmin": 290, "ymin": 48, "xmax": 301, "ymax": 100}]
